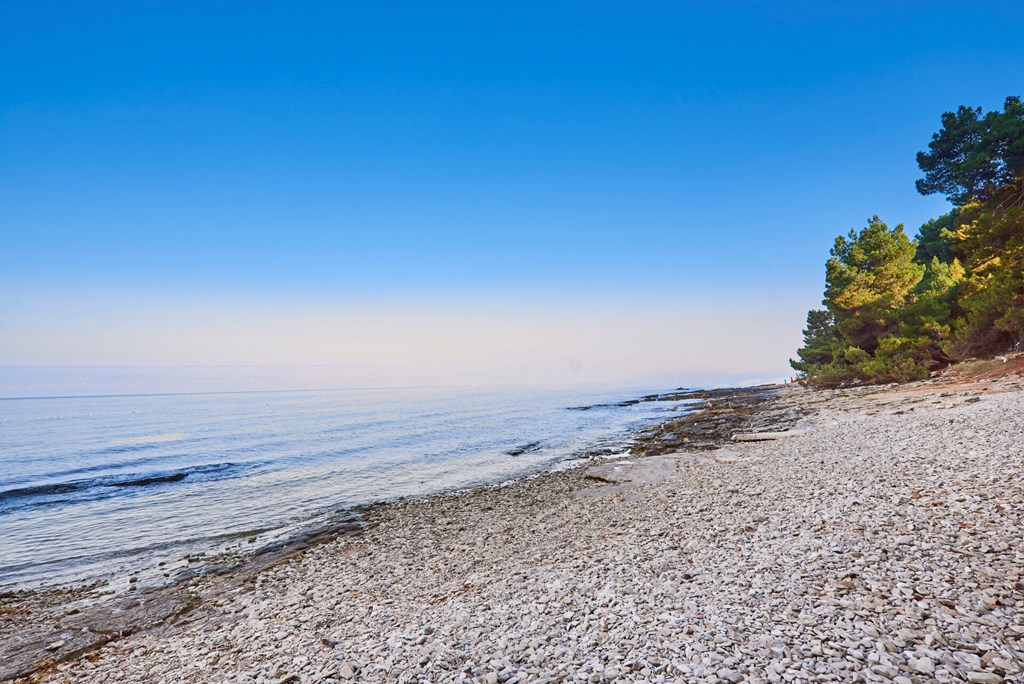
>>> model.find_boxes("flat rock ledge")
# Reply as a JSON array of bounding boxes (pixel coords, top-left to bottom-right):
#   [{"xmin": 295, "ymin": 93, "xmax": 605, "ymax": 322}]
[
  {"xmin": 0, "ymin": 592, "xmax": 199, "ymax": 682},
  {"xmin": 583, "ymin": 456, "xmax": 682, "ymax": 487}
]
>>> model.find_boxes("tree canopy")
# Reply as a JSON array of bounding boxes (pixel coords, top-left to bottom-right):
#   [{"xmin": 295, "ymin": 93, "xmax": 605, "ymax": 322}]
[
  {"xmin": 915, "ymin": 211, "xmax": 957, "ymax": 264},
  {"xmin": 916, "ymin": 96, "xmax": 1024, "ymax": 206},
  {"xmin": 794, "ymin": 96, "xmax": 1024, "ymax": 386},
  {"xmin": 791, "ymin": 218, "xmax": 929, "ymax": 385}
]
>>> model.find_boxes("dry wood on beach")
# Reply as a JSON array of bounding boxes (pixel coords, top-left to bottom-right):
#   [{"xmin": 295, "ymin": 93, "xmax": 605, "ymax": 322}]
[{"xmin": 3, "ymin": 364, "xmax": 1024, "ymax": 684}]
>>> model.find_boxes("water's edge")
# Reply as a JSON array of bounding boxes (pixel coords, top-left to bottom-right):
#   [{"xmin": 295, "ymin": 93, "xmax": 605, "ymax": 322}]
[
  {"xmin": 10, "ymin": 384, "xmax": 784, "ymax": 596},
  {"xmin": 0, "ymin": 384, "xmax": 787, "ymax": 683},
  {"xmin": 1, "ymin": 385, "xmax": 717, "ymax": 594}
]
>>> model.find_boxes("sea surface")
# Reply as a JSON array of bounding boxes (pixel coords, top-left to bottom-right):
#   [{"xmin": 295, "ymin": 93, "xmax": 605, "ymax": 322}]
[{"xmin": 0, "ymin": 383, "xmax": 696, "ymax": 590}]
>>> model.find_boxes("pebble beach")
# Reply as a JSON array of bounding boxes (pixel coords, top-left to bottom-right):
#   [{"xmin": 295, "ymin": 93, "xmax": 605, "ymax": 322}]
[{"xmin": 4, "ymin": 364, "xmax": 1024, "ymax": 683}]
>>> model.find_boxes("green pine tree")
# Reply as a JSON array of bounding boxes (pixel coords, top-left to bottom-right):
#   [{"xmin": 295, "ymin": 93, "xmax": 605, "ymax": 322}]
[{"xmin": 794, "ymin": 217, "xmax": 926, "ymax": 386}]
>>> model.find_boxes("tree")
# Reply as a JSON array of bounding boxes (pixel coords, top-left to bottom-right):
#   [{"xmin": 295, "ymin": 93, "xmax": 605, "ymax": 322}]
[
  {"xmin": 794, "ymin": 217, "xmax": 927, "ymax": 386},
  {"xmin": 916, "ymin": 105, "xmax": 993, "ymax": 205},
  {"xmin": 986, "ymin": 96, "xmax": 1024, "ymax": 206},
  {"xmin": 916, "ymin": 98, "xmax": 1024, "ymax": 354},
  {"xmin": 795, "ymin": 96, "xmax": 1024, "ymax": 385},
  {"xmin": 823, "ymin": 216, "xmax": 924, "ymax": 354},
  {"xmin": 951, "ymin": 202, "xmax": 1024, "ymax": 353},
  {"xmin": 893, "ymin": 256, "xmax": 965, "ymax": 366},
  {"xmin": 790, "ymin": 309, "xmax": 839, "ymax": 372},
  {"xmin": 917, "ymin": 96, "xmax": 1024, "ymax": 206},
  {"xmin": 915, "ymin": 211, "xmax": 958, "ymax": 264}
]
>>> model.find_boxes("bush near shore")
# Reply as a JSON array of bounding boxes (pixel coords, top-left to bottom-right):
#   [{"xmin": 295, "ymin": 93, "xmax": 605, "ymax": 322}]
[{"xmin": 793, "ymin": 96, "xmax": 1024, "ymax": 387}]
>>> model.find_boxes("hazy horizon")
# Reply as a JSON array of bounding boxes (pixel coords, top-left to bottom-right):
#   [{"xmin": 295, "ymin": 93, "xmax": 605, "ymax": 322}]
[
  {"xmin": 1, "ymin": 287, "xmax": 802, "ymax": 390},
  {"xmin": 0, "ymin": 361, "xmax": 789, "ymax": 400}
]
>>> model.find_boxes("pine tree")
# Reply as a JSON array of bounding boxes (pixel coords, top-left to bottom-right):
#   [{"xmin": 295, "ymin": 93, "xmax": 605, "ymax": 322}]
[
  {"xmin": 794, "ymin": 217, "xmax": 926, "ymax": 386},
  {"xmin": 952, "ymin": 198, "xmax": 1024, "ymax": 353}
]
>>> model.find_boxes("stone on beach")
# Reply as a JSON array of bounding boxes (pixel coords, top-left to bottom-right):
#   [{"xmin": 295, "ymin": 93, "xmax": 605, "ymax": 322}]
[{"xmin": 583, "ymin": 455, "xmax": 681, "ymax": 487}]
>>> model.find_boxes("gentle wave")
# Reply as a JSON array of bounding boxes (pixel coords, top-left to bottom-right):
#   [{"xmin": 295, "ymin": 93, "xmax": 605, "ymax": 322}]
[{"xmin": 0, "ymin": 462, "xmax": 248, "ymax": 512}]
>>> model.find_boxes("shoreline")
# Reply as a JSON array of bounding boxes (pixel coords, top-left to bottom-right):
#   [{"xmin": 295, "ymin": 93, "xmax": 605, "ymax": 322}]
[
  {"xmin": 4, "ymin": 369, "xmax": 1024, "ymax": 682},
  {"xmin": 0, "ymin": 384, "xmax": 779, "ymax": 681},
  {"xmin": 0, "ymin": 383, "xmax": 703, "ymax": 596}
]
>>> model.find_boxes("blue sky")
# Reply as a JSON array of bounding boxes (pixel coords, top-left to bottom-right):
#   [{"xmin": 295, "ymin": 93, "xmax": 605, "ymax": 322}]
[{"xmin": 2, "ymin": 2, "xmax": 1023, "ymax": 385}]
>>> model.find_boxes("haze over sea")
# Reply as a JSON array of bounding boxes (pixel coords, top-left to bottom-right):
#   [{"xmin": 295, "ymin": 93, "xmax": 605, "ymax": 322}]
[{"xmin": 0, "ymin": 366, "xmax": 738, "ymax": 590}]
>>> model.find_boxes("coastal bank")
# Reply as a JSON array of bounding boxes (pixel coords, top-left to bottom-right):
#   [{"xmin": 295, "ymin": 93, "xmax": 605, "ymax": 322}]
[{"xmin": 3, "ymin": 361, "xmax": 1024, "ymax": 683}]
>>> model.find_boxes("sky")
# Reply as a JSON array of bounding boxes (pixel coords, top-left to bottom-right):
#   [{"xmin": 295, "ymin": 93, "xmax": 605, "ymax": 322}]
[{"xmin": 2, "ymin": 1, "xmax": 1023, "ymax": 389}]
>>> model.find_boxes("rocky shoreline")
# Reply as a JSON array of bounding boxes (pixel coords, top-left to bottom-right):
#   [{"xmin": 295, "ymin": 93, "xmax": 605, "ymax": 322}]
[
  {"xmin": 4, "ymin": 365, "xmax": 1024, "ymax": 683},
  {"xmin": 3, "ymin": 384, "xmax": 778, "ymax": 682}
]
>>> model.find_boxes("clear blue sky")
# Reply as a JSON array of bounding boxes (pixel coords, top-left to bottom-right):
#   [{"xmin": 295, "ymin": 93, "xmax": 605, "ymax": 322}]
[{"xmin": 2, "ymin": 2, "xmax": 1023, "ymax": 384}]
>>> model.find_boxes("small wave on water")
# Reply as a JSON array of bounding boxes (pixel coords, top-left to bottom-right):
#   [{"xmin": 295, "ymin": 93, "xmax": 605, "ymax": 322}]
[
  {"xmin": 504, "ymin": 441, "xmax": 543, "ymax": 456},
  {"xmin": 0, "ymin": 463, "xmax": 251, "ymax": 514}
]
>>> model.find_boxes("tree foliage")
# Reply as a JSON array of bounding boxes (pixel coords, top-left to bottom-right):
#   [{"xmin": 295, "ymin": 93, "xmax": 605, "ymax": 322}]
[
  {"xmin": 791, "ymin": 218, "xmax": 926, "ymax": 386},
  {"xmin": 951, "ymin": 199, "xmax": 1024, "ymax": 354},
  {"xmin": 916, "ymin": 96, "xmax": 1024, "ymax": 206},
  {"xmin": 790, "ymin": 309, "xmax": 840, "ymax": 376},
  {"xmin": 794, "ymin": 97, "xmax": 1023, "ymax": 386},
  {"xmin": 915, "ymin": 211, "xmax": 958, "ymax": 264}
]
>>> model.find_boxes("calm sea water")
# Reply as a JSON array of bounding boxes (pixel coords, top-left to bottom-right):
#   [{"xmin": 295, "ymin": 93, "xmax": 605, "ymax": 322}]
[{"xmin": 0, "ymin": 383, "xmax": 694, "ymax": 590}]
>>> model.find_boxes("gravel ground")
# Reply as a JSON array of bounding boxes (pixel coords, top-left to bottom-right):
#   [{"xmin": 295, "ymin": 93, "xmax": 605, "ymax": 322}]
[{"xmin": 19, "ymin": 377, "xmax": 1024, "ymax": 683}]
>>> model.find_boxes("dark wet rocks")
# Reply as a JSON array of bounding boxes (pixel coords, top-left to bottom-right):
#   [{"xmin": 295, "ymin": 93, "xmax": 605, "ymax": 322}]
[
  {"xmin": 629, "ymin": 385, "xmax": 789, "ymax": 454},
  {"xmin": 504, "ymin": 441, "xmax": 542, "ymax": 457},
  {"xmin": 566, "ymin": 387, "xmax": 715, "ymax": 411}
]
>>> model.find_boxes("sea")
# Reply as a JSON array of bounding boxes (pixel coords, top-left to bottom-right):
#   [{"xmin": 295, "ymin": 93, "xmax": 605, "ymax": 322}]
[{"xmin": 0, "ymin": 369, "xmax": 705, "ymax": 591}]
